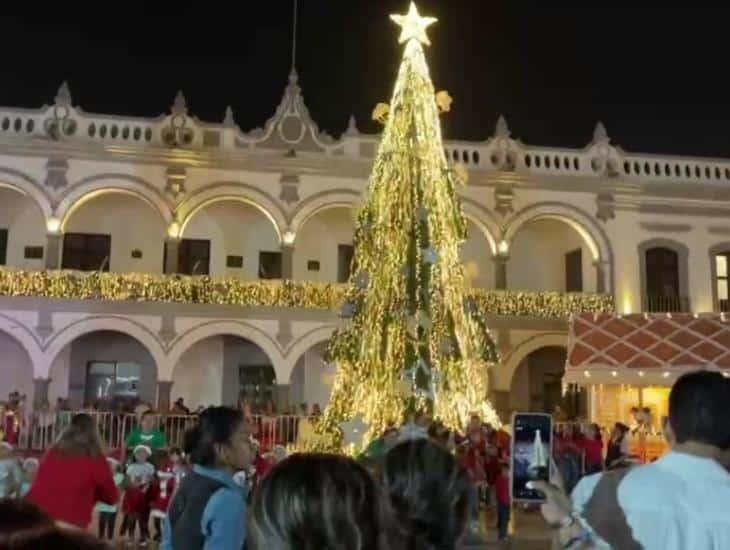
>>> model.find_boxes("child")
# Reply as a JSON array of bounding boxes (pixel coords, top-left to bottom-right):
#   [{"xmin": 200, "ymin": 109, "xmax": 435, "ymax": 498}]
[
  {"xmin": 149, "ymin": 470, "xmax": 175, "ymax": 542},
  {"xmin": 0, "ymin": 442, "xmax": 21, "ymax": 498},
  {"xmin": 19, "ymin": 457, "xmax": 39, "ymax": 497},
  {"xmin": 120, "ymin": 445, "xmax": 155, "ymax": 546},
  {"xmin": 495, "ymin": 462, "xmax": 511, "ymax": 541},
  {"xmin": 96, "ymin": 457, "xmax": 124, "ymax": 542}
]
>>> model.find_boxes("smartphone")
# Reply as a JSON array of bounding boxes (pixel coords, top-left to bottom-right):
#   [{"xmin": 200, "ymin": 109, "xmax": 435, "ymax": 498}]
[{"xmin": 510, "ymin": 412, "xmax": 553, "ymax": 502}]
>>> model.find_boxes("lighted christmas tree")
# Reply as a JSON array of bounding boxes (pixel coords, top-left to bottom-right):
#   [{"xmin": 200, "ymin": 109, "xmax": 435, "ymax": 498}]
[{"xmin": 315, "ymin": 2, "xmax": 500, "ymax": 451}]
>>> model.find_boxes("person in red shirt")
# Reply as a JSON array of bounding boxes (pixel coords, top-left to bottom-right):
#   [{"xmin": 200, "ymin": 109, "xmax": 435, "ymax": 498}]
[
  {"xmin": 580, "ymin": 423, "xmax": 604, "ymax": 475},
  {"xmin": 26, "ymin": 413, "xmax": 118, "ymax": 529},
  {"xmin": 495, "ymin": 462, "xmax": 511, "ymax": 541}
]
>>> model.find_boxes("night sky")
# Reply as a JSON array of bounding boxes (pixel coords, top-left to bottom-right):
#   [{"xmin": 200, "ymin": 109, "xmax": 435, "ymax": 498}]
[{"xmin": 2, "ymin": 3, "xmax": 730, "ymax": 157}]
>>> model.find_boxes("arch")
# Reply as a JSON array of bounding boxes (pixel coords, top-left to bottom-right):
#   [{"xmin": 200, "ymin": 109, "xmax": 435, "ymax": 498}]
[
  {"xmin": 503, "ymin": 202, "xmax": 614, "ymax": 292},
  {"xmin": 41, "ymin": 316, "xmax": 167, "ymax": 380},
  {"xmin": 177, "ymin": 183, "xmax": 286, "ymax": 243},
  {"xmin": 0, "ymin": 167, "xmax": 53, "ymax": 219},
  {"xmin": 57, "ymin": 174, "xmax": 173, "ymax": 230},
  {"xmin": 460, "ymin": 197, "xmax": 500, "ymax": 257},
  {"xmin": 168, "ymin": 320, "xmax": 284, "ymax": 382},
  {"xmin": 288, "ymin": 189, "xmax": 361, "ymax": 237},
  {"xmin": 0, "ymin": 314, "xmax": 43, "ymax": 377},
  {"xmin": 709, "ymin": 241, "xmax": 730, "ymax": 311},
  {"xmin": 285, "ymin": 325, "xmax": 336, "ymax": 364},
  {"xmin": 496, "ymin": 332, "xmax": 568, "ymax": 392},
  {"xmin": 638, "ymin": 238, "xmax": 690, "ymax": 312}
]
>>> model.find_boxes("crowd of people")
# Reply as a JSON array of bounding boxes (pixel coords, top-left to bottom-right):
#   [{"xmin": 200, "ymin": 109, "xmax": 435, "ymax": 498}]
[{"xmin": 2, "ymin": 370, "xmax": 730, "ymax": 549}]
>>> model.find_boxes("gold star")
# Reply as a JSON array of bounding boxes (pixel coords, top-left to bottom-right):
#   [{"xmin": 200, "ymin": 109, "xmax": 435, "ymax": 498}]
[{"xmin": 390, "ymin": 2, "xmax": 438, "ymax": 46}]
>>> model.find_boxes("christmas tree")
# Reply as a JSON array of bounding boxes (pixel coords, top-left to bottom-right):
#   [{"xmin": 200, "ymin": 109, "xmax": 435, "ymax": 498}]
[{"xmin": 316, "ymin": 3, "xmax": 500, "ymax": 451}]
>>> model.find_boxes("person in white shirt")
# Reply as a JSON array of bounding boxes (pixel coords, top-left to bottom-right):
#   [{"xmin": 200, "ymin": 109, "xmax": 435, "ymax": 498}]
[{"xmin": 569, "ymin": 370, "xmax": 730, "ymax": 550}]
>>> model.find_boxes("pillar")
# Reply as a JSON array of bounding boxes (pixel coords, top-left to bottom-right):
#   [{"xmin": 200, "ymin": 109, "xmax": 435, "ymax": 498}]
[
  {"xmin": 281, "ymin": 244, "xmax": 294, "ymax": 280},
  {"xmin": 164, "ymin": 238, "xmax": 180, "ymax": 274},
  {"xmin": 33, "ymin": 378, "xmax": 51, "ymax": 410},
  {"xmin": 495, "ymin": 256, "xmax": 508, "ymax": 290},
  {"xmin": 45, "ymin": 233, "xmax": 62, "ymax": 269},
  {"xmin": 594, "ymin": 260, "xmax": 606, "ymax": 294},
  {"xmin": 157, "ymin": 381, "xmax": 173, "ymax": 413}
]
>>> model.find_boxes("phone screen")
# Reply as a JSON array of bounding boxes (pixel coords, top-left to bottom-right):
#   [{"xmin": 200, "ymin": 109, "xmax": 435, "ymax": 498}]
[{"xmin": 511, "ymin": 413, "xmax": 553, "ymax": 502}]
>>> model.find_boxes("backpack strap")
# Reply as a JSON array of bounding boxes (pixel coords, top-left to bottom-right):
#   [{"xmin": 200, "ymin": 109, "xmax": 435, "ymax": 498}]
[{"xmin": 582, "ymin": 469, "xmax": 642, "ymax": 549}]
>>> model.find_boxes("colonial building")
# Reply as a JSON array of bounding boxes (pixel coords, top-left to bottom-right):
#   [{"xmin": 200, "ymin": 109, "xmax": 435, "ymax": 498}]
[{"xmin": 1, "ymin": 71, "xmax": 727, "ymax": 420}]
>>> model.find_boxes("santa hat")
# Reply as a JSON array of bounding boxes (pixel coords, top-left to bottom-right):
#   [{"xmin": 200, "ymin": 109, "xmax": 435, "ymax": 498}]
[
  {"xmin": 22, "ymin": 457, "xmax": 39, "ymax": 470},
  {"xmin": 157, "ymin": 470, "xmax": 174, "ymax": 480},
  {"xmin": 106, "ymin": 457, "xmax": 120, "ymax": 468},
  {"xmin": 0, "ymin": 442, "xmax": 12, "ymax": 450},
  {"xmin": 133, "ymin": 445, "xmax": 152, "ymax": 457}
]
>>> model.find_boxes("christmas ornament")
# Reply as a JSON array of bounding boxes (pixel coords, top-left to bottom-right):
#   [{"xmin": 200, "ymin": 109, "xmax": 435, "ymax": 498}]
[
  {"xmin": 435, "ymin": 90, "xmax": 453, "ymax": 113},
  {"xmin": 340, "ymin": 415, "xmax": 368, "ymax": 447},
  {"xmin": 372, "ymin": 103, "xmax": 390, "ymax": 125},
  {"xmin": 422, "ymin": 247, "xmax": 439, "ymax": 264}
]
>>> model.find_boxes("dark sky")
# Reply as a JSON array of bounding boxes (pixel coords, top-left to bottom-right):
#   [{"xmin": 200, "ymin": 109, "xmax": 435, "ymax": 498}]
[{"xmin": 2, "ymin": 3, "xmax": 730, "ymax": 157}]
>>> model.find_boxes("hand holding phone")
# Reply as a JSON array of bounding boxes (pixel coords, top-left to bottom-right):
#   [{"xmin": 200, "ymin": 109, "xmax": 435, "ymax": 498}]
[{"xmin": 511, "ymin": 412, "xmax": 553, "ymax": 502}]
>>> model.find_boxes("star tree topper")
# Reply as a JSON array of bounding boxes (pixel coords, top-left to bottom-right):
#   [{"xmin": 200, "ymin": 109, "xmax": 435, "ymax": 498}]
[{"xmin": 390, "ymin": 2, "xmax": 438, "ymax": 46}]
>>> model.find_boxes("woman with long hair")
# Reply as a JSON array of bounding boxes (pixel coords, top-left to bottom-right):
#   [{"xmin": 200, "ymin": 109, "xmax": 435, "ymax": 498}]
[
  {"xmin": 26, "ymin": 413, "xmax": 118, "ymax": 529},
  {"xmin": 383, "ymin": 439, "xmax": 472, "ymax": 550},
  {"xmin": 605, "ymin": 422, "xmax": 634, "ymax": 470},
  {"xmin": 161, "ymin": 406, "xmax": 253, "ymax": 550},
  {"xmin": 248, "ymin": 453, "xmax": 388, "ymax": 550}
]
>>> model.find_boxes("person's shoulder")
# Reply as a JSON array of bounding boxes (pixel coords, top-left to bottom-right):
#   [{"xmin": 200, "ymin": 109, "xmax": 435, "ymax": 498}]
[{"xmin": 205, "ymin": 485, "xmax": 246, "ymax": 517}]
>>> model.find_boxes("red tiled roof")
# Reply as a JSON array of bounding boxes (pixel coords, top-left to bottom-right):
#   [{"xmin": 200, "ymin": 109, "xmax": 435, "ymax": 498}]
[{"xmin": 567, "ymin": 313, "xmax": 730, "ymax": 370}]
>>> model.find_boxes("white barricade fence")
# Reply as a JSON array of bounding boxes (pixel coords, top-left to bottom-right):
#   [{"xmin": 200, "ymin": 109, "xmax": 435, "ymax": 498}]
[{"xmin": 17, "ymin": 410, "xmax": 314, "ymax": 453}]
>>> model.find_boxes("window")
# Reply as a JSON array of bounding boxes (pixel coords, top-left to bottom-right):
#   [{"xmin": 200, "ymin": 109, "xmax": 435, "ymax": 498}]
[
  {"xmin": 645, "ymin": 247, "xmax": 681, "ymax": 312},
  {"xmin": 24, "ymin": 246, "xmax": 44, "ymax": 260},
  {"xmin": 565, "ymin": 248, "xmax": 583, "ymax": 292},
  {"xmin": 85, "ymin": 361, "xmax": 141, "ymax": 406},
  {"xmin": 307, "ymin": 260, "xmax": 320, "ymax": 272},
  {"xmin": 259, "ymin": 251, "xmax": 282, "ymax": 279},
  {"xmin": 178, "ymin": 239, "xmax": 210, "ymax": 275},
  {"xmin": 226, "ymin": 255, "xmax": 244, "ymax": 269},
  {"xmin": 0, "ymin": 228, "xmax": 7, "ymax": 265},
  {"xmin": 716, "ymin": 253, "xmax": 730, "ymax": 312},
  {"xmin": 337, "ymin": 244, "xmax": 355, "ymax": 283},
  {"xmin": 62, "ymin": 233, "xmax": 111, "ymax": 271}
]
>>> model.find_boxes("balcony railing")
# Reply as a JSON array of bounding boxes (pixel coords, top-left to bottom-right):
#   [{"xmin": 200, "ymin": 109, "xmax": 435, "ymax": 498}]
[
  {"xmin": 642, "ymin": 295, "xmax": 690, "ymax": 313},
  {"xmin": 0, "ymin": 268, "xmax": 614, "ymax": 318}
]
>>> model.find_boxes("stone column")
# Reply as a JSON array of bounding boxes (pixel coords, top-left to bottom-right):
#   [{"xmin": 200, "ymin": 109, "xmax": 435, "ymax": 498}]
[
  {"xmin": 594, "ymin": 260, "xmax": 606, "ymax": 294},
  {"xmin": 33, "ymin": 378, "xmax": 51, "ymax": 410},
  {"xmin": 281, "ymin": 244, "xmax": 294, "ymax": 280},
  {"xmin": 45, "ymin": 233, "xmax": 62, "ymax": 270},
  {"xmin": 164, "ymin": 238, "xmax": 180, "ymax": 274},
  {"xmin": 157, "ymin": 381, "xmax": 173, "ymax": 413},
  {"xmin": 494, "ymin": 256, "xmax": 508, "ymax": 290}
]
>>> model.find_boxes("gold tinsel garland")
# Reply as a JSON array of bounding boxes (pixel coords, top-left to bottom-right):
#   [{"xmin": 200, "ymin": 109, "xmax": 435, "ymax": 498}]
[{"xmin": 0, "ymin": 268, "xmax": 614, "ymax": 317}]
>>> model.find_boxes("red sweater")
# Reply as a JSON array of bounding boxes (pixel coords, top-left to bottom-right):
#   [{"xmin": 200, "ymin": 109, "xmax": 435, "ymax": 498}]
[{"xmin": 26, "ymin": 449, "xmax": 119, "ymax": 528}]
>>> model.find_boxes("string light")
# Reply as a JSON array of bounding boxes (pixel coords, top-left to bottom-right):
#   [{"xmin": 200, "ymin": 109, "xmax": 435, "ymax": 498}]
[{"xmin": 0, "ymin": 268, "xmax": 613, "ymax": 315}]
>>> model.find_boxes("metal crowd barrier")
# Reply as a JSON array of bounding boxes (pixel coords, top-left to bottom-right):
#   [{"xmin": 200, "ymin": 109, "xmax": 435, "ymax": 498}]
[{"xmin": 16, "ymin": 410, "xmax": 312, "ymax": 453}]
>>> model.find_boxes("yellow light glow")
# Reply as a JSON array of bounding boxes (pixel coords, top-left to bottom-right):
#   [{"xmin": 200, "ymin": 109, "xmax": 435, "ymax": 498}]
[
  {"xmin": 638, "ymin": 371, "xmax": 645, "ymax": 377},
  {"xmin": 497, "ymin": 240, "xmax": 509, "ymax": 256},
  {"xmin": 611, "ymin": 371, "xmax": 618, "ymax": 377},
  {"xmin": 390, "ymin": 2, "xmax": 437, "ymax": 46},
  {"xmin": 167, "ymin": 221, "xmax": 181, "ymax": 239},
  {"xmin": 46, "ymin": 217, "xmax": 61, "ymax": 234},
  {"xmin": 662, "ymin": 371, "xmax": 671, "ymax": 378},
  {"xmin": 282, "ymin": 231, "xmax": 296, "ymax": 245}
]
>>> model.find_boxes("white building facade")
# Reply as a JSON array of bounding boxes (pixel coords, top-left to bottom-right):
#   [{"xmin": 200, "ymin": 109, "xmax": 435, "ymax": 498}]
[{"xmin": 1, "ymin": 74, "xmax": 727, "ymax": 419}]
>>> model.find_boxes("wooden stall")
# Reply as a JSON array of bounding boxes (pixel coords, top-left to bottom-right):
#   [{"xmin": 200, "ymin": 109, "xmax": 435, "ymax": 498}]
[{"xmin": 564, "ymin": 312, "xmax": 730, "ymax": 461}]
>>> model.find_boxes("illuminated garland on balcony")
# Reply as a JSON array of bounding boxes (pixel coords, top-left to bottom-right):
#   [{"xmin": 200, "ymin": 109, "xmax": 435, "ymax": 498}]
[{"xmin": 0, "ymin": 268, "xmax": 614, "ymax": 317}]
